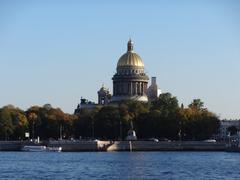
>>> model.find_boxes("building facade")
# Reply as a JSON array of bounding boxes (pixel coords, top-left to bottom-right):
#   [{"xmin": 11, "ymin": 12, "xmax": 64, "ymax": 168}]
[
  {"xmin": 218, "ymin": 120, "xmax": 240, "ymax": 140},
  {"xmin": 147, "ymin": 77, "xmax": 162, "ymax": 101},
  {"xmin": 97, "ymin": 85, "xmax": 111, "ymax": 105}
]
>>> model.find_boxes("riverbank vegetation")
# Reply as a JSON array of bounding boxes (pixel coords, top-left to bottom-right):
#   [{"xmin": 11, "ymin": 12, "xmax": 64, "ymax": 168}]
[{"xmin": 0, "ymin": 93, "xmax": 219, "ymax": 141}]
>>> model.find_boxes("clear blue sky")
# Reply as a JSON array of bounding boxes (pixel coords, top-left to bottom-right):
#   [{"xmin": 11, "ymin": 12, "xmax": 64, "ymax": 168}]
[{"xmin": 0, "ymin": 0, "xmax": 239, "ymax": 119}]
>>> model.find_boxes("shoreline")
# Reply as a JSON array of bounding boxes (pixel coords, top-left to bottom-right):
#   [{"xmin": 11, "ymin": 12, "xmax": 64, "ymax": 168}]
[{"xmin": 0, "ymin": 140, "xmax": 229, "ymax": 152}]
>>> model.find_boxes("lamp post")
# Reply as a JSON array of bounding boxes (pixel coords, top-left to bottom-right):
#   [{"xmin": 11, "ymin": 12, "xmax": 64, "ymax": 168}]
[
  {"xmin": 59, "ymin": 123, "xmax": 63, "ymax": 140},
  {"xmin": 92, "ymin": 120, "xmax": 94, "ymax": 139},
  {"xmin": 227, "ymin": 132, "xmax": 231, "ymax": 148},
  {"xmin": 178, "ymin": 129, "xmax": 182, "ymax": 142},
  {"xmin": 238, "ymin": 131, "xmax": 240, "ymax": 148},
  {"xmin": 119, "ymin": 120, "xmax": 122, "ymax": 140},
  {"xmin": 32, "ymin": 121, "xmax": 35, "ymax": 140}
]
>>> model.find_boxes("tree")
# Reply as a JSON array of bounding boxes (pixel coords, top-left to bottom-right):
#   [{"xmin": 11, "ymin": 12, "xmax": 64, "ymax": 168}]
[
  {"xmin": 189, "ymin": 99, "xmax": 204, "ymax": 111},
  {"xmin": 137, "ymin": 110, "xmax": 161, "ymax": 138},
  {"xmin": 0, "ymin": 106, "xmax": 28, "ymax": 140},
  {"xmin": 178, "ymin": 105, "xmax": 220, "ymax": 140},
  {"xmin": 27, "ymin": 112, "xmax": 38, "ymax": 139},
  {"xmin": 125, "ymin": 101, "xmax": 149, "ymax": 134},
  {"xmin": 11, "ymin": 110, "xmax": 28, "ymax": 140},
  {"xmin": 149, "ymin": 93, "xmax": 180, "ymax": 139},
  {"xmin": 0, "ymin": 94, "xmax": 220, "ymax": 141},
  {"xmin": 151, "ymin": 93, "xmax": 179, "ymax": 114},
  {"xmin": 95, "ymin": 106, "xmax": 120, "ymax": 139},
  {"xmin": 0, "ymin": 108, "xmax": 13, "ymax": 140},
  {"xmin": 73, "ymin": 106, "xmax": 100, "ymax": 139}
]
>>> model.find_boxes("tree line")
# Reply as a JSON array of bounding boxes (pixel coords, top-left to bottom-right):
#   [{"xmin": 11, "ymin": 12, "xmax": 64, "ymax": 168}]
[{"xmin": 0, "ymin": 93, "xmax": 220, "ymax": 141}]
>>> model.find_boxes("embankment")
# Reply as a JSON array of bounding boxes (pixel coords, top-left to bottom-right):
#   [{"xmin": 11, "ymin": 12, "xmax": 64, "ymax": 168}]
[
  {"xmin": 0, "ymin": 140, "xmax": 226, "ymax": 152},
  {"xmin": 106, "ymin": 141, "xmax": 226, "ymax": 151}
]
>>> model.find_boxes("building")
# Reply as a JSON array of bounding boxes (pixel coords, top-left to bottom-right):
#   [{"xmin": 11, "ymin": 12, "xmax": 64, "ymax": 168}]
[
  {"xmin": 74, "ymin": 39, "xmax": 162, "ymax": 113},
  {"xmin": 98, "ymin": 85, "xmax": 111, "ymax": 105},
  {"xmin": 74, "ymin": 97, "xmax": 96, "ymax": 114},
  {"xmin": 147, "ymin": 77, "xmax": 162, "ymax": 101},
  {"xmin": 218, "ymin": 120, "xmax": 240, "ymax": 140},
  {"xmin": 111, "ymin": 39, "xmax": 149, "ymax": 102}
]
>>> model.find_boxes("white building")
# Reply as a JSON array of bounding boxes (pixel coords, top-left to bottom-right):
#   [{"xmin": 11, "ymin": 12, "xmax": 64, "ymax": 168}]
[
  {"xmin": 219, "ymin": 120, "xmax": 240, "ymax": 140},
  {"xmin": 147, "ymin": 77, "xmax": 161, "ymax": 101}
]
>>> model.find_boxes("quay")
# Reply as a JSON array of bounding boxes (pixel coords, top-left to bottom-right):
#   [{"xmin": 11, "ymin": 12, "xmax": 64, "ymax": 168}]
[{"xmin": 0, "ymin": 140, "xmax": 227, "ymax": 152}]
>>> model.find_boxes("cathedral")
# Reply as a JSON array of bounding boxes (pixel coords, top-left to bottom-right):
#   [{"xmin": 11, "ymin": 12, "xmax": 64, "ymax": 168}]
[
  {"xmin": 74, "ymin": 39, "xmax": 161, "ymax": 113},
  {"xmin": 112, "ymin": 39, "xmax": 149, "ymax": 102}
]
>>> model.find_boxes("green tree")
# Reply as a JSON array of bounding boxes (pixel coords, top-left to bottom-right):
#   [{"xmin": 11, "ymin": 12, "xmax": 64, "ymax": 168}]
[
  {"xmin": 27, "ymin": 112, "xmax": 38, "ymax": 139},
  {"xmin": 149, "ymin": 93, "xmax": 179, "ymax": 139},
  {"xmin": 11, "ymin": 110, "xmax": 28, "ymax": 140},
  {"xmin": 151, "ymin": 93, "xmax": 179, "ymax": 114},
  {"xmin": 0, "ymin": 106, "xmax": 28, "ymax": 140},
  {"xmin": 73, "ymin": 106, "xmax": 100, "ymax": 139},
  {"xmin": 0, "ymin": 107, "xmax": 13, "ymax": 140},
  {"xmin": 178, "ymin": 105, "xmax": 220, "ymax": 140},
  {"xmin": 95, "ymin": 106, "xmax": 120, "ymax": 139},
  {"xmin": 189, "ymin": 99, "xmax": 204, "ymax": 110}
]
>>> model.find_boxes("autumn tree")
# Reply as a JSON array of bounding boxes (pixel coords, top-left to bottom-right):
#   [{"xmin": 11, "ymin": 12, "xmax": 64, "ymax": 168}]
[
  {"xmin": 0, "ymin": 107, "xmax": 13, "ymax": 140},
  {"xmin": 189, "ymin": 99, "xmax": 204, "ymax": 110},
  {"xmin": 0, "ymin": 105, "xmax": 28, "ymax": 140},
  {"xmin": 94, "ymin": 106, "xmax": 120, "ymax": 139}
]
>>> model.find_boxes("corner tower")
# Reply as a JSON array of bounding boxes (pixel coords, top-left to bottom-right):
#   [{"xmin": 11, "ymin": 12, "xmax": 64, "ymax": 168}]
[{"xmin": 112, "ymin": 39, "xmax": 149, "ymax": 102}]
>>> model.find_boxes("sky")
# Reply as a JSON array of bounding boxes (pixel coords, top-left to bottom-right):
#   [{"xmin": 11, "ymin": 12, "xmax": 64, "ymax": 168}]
[{"xmin": 0, "ymin": 0, "xmax": 239, "ymax": 119}]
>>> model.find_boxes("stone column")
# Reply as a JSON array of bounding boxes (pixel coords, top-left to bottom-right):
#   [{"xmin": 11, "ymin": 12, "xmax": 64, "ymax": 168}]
[
  {"xmin": 144, "ymin": 83, "xmax": 147, "ymax": 94},
  {"xmin": 128, "ymin": 83, "xmax": 130, "ymax": 95},
  {"xmin": 119, "ymin": 82, "xmax": 123, "ymax": 95},
  {"xmin": 115, "ymin": 82, "xmax": 118, "ymax": 95},
  {"xmin": 137, "ymin": 82, "xmax": 141, "ymax": 95},
  {"xmin": 135, "ymin": 82, "xmax": 138, "ymax": 95},
  {"xmin": 140, "ymin": 82, "xmax": 142, "ymax": 95},
  {"xmin": 124, "ymin": 82, "xmax": 127, "ymax": 95},
  {"xmin": 113, "ymin": 82, "xmax": 116, "ymax": 95}
]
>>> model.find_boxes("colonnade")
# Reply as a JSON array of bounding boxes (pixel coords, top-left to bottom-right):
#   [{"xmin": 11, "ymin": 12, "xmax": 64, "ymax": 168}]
[{"xmin": 113, "ymin": 81, "xmax": 148, "ymax": 96}]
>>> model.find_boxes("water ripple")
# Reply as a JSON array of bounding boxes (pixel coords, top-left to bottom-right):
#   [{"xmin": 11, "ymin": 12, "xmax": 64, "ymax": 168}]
[{"xmin": 0, "ymin": 152, "xmax": 240, "ymax": 179}]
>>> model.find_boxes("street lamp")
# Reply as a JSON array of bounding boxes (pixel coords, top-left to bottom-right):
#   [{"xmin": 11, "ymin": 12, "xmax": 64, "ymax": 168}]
[
  {"xmin": 119, "ymin": 120, "xmax": 122, "ymax": 140},
  {"xmin": 32, "ymin": 121, "xmax": 35, "ymax": 140},
  {"xmin": 92, "ymin": 120, "xmax": 94, "ymax": 139},
  {"xmin": 227, "ymin": 132, "xmax": 231, "ymax": 148}
]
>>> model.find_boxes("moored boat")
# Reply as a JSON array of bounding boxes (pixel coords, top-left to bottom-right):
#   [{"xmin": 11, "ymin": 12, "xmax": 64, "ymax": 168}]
[
  {"xmin": 46, "ymin": 146, "xmax": 62, "ymax": 152},
  {"xmin": 22, "ymin": 145, "xmax": 47, "ymax": 152},
  {"xmin": 22, "ymin": 145, "xmax": 62, "ymax": 152}
]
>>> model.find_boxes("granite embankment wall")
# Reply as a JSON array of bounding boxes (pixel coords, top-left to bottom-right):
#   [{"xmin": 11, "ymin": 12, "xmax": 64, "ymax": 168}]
[
  {"xmin": 0, "ymin": 140, "xmax": 106, "ymax": 151},
  {"xmin": 0, "ymin": 141, "xmax": 23, "ymax": 151},
  {"xmin": 0, "ymin": 141, "xmax": 226, "ymax": 151},
  {"xmin": 48, "ymin": 140, "xmax": 99, "ymax": 151},
  {"xmin": 106, "ymin": 141, "xmax": 226, "ymax": 151}
]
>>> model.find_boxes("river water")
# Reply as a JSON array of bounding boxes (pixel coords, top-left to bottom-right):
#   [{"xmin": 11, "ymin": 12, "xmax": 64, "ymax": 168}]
[{"xmin": 0, "ymin": 151, "xmax": 239, "ymax": 179}]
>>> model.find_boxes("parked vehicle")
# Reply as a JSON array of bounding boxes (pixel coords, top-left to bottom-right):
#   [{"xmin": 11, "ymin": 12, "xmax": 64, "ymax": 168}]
[
  {"xmin": 148, "ymin": 138, "xmax": 159, "ymax": 142},
  {"xmin": 159, "ymin": 137, "xmax": 171, "ymax": 142},
  {"xmin": 22, "ymin": 145, "xmax": 46, "ymax": 152},
  {"xmin": 203, "ymin": 139, "xmax": 217, "ymax": 143}
]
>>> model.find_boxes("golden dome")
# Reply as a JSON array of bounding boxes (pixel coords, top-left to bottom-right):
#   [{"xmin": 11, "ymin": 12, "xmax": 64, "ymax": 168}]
[{"xmin": 117, "ymin": 40, "xmax": 144, "ymax": 68}]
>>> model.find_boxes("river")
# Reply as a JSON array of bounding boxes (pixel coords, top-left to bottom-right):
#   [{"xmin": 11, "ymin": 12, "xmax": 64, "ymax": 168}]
[{"xmin": 0, "ymin": 151, "xmax": 239, "ymax": 179}]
